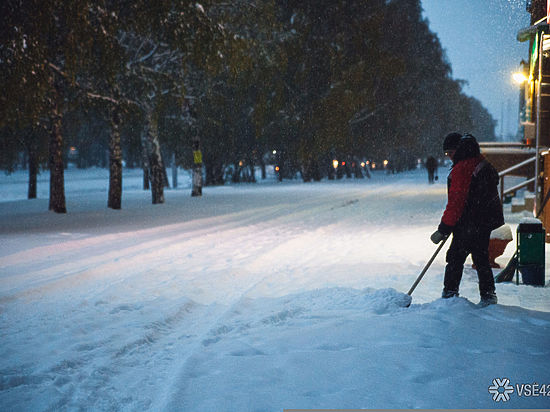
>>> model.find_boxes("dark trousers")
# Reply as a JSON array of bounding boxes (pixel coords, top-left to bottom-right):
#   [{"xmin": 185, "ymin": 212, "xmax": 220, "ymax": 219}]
[{"xmin": 444, "ymin": 225, "xmax": 496, "ymax": 296}]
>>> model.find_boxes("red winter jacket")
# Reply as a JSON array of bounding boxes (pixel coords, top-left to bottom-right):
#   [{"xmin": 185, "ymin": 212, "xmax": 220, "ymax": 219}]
[
  {"xmin": 438, "ymin": 135, "xmax": 504, "ymax": 235},
  {"xmin": 438, "ymin": 152, "xmax": 504, "ymax": 235},
  {"xmin": 440, "ymin": 156, "xmax": 482, "ymax": 229}
]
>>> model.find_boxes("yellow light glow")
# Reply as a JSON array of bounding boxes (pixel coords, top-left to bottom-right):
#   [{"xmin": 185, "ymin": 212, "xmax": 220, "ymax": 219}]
[
  {"xmin": 512, "ymin": 72, "xmax": 528, "ymax": 84},
  {"xmin": 383, "ymin": 160, "xmax": 389, "ymax": 166},
  {"xmin": 360, "ymin": 162, "xmax": 365, "ymax": 167},
  {"xmin": 333, "ymin": 159, "xmax": 339, "ymax": 169},
  {"xmin": 372, "ymin": 163, "xmax": 376, "ymax": 169}
]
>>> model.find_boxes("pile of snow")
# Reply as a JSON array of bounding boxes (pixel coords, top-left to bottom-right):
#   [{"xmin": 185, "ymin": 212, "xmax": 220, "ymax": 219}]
[
  {"xmin": 491, "ymin": 224, "xmax": 513, "ymax": 240},
  {"xmin": 1, "ymin": 167, "xmax": 549, "ymax": 410},
  {"xmin": 520, "ymin": 217, "xmax": 543, "ymax": 225}
]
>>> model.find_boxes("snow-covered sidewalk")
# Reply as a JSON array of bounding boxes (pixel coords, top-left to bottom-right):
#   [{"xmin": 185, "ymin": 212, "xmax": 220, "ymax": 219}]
[{"xmin": 1, "ymin": 168, "xmax": 549, "ymax": 410}]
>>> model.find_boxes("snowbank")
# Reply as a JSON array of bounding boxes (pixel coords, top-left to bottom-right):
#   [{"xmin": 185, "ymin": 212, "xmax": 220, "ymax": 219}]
[
  {"xmin": 520, "ymin": 217, "xmax": 543, "ymax": 225},
  {"xmin": 491, "ymin": 224, "xmax": 513, "ymax": 240}
]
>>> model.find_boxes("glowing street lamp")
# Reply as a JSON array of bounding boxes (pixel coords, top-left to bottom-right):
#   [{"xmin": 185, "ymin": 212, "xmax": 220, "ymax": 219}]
[
  {"xmin": 512, "ymin": 71, "xmax": 528, "ymax": 84},
  {"xmin": 332, "ymin": 159, "xmax": 339, "ymax": 169},
  {"xmin": 513, "ymin": 61, "xmax": 529, "ymax": 140}
]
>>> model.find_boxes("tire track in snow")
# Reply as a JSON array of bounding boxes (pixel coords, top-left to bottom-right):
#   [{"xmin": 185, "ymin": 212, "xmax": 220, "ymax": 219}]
[
  {"xmin": 33, "ymin": 299, "xmax": 220, "ymax": 410},
  {"xmin": 157, "ymin": 262, "xmax": 288, "ymax": 410},
  {"xmin": 0, "ymin": 204, "xmax": 299, "ymax": 302},
  {"xmin": 26, "ymin": 232, "xmax": 301, "ymax": 410},
  {"xmin": 1, "ymin": 184, "xmax": 422, "ymax": 409},
  {"xmin": 0, "ymin": 187, "xmax": 375, "ymax": 304},
  {"xmin": 0, "ymin": 198, "xmax": 337, "ymax": 409}
]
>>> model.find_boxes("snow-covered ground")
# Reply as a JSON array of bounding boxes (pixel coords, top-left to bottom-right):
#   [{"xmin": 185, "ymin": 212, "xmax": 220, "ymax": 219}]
[{"xmin": 1, "ymin": 167, "xmax": 549, "ymax": 410}]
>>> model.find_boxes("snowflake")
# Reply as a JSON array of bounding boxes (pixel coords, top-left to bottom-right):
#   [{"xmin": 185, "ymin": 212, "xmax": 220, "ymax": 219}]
[{"xmin": 488, "ymin": 378, "xmax": 514, "ymax": 402}]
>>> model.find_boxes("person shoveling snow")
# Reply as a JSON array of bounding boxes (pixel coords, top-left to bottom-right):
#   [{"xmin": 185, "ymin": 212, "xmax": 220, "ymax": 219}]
[{"xmin": 430, "ymin": 132, "xmax": 504, "ymax": 307}]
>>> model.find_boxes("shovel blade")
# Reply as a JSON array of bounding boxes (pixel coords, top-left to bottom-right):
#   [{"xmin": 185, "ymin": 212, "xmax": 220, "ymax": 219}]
[{"xmin": 494, "ymin": 255, "xmax": 518, "ymax": 283}]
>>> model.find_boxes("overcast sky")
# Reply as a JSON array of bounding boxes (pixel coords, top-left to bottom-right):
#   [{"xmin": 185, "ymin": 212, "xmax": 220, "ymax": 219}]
[{"xmin": 421, "ymin": 0, "xmax": 531, "ymax": 139}]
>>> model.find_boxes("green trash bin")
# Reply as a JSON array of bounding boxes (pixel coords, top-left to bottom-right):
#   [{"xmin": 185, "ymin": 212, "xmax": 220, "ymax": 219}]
[{"xmin": 517, "ymin": 219, "xmax": 546, "ymax": 286}]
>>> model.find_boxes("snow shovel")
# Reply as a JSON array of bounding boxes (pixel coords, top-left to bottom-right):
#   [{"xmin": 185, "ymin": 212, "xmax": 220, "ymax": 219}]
[
  {"xmin": 405, "ymin": 235, "xmax": 449, "ymax": 307},
  {"xmin": 494, "ymin": 251, "xmax": 517, "ymax": 283}
]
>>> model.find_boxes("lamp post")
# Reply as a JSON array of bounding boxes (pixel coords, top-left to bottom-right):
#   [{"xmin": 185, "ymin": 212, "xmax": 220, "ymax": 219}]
[{"xmin": 534, "ymin": 31, "xmax": 544, "ymax": 215}]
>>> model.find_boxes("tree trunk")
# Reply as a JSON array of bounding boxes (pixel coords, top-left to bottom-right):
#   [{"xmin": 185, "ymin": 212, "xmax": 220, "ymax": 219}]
[
  {"xmin": 171, "ymin": 152, "xmax": 178, "ymax": 189},
  {"xmin": 191, "ymin": 138, "xmax": 202, "ymax": 196},
  {"xmin": 247, "ymin": 157, "xmax": 256, "ymax": 183},
  {"xmin": 108, "ymin": 106, "xmax": 123, "ymax": 209},
  {"xmin": 145, "ymin": 111, "xmax": 164, "ymax": 204},
  {"xmin": 205, "ymin": 162, "xmax": 224, "ymax": 186},
  {"xmin": 260, "ymin": 157, "xmax": 266, "ymax": 180},
  {"xmin": 161, "ymin": 155, "xmax": 170, "ymax": 188},
  {"xmin": 232, "ymin": 162, "xmax": 241, "ymax": 183},
  {"xmin": 48, "ymin": 81, "xmax": 66, "ymax": 213},
  {"xmin": 141, "ymin": 129, "xmax": 150, "ymax": 190},
  {"xmin": 27, "ymin": 143, "xmax": 38, "ymax": 199}
]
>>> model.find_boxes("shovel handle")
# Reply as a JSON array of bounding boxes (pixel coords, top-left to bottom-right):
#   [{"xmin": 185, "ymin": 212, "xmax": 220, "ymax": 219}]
[{"xmin": 407, "ymin": 235, "xmax": 449, "ymax": 296}]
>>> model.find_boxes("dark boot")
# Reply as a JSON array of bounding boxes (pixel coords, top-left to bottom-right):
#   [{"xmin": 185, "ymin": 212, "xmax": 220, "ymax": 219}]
[
  {"xmin": 479, "ymin": 292, "xmax": 498, "ymax": 307},
  {"xmin": 442, "ymin": 289, "xmax": 459, "ymax": 299}
]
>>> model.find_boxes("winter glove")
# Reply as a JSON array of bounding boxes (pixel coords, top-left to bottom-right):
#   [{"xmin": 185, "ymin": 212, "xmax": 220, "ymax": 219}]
[{"xmin": 430, "ymin": 230, "xmax": 446, "ymax": 244}]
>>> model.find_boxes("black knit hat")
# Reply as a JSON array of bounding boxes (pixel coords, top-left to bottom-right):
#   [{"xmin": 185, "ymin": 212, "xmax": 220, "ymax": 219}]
[
  {"xmin": 443, "ymin": 132, "xmax": 462, "ymax": 151},
  {"xmin": 453, "ymin": 133, "xmax": 480, "ymax": 163}
]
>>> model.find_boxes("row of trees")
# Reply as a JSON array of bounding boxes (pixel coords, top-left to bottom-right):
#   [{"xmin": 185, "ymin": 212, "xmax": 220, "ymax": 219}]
[{"xmin": 0, "ymin": 0, "xmax": 497, "ymax": 212}]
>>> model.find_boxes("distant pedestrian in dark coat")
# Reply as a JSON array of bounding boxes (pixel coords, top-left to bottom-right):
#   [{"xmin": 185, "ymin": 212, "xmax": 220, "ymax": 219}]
[
  {"xmin": 430, "ymin": 132, "xmax": 504, "ymax": 307},
  {"xmin": 425, "ymin": 156, "xmax": 438, "ymax": 184}
]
